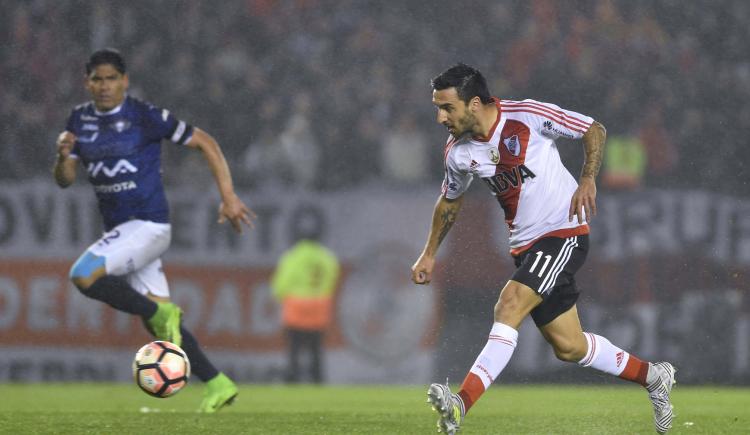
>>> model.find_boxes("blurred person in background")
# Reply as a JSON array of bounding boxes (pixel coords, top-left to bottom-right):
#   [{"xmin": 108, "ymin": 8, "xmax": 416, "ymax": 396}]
[
  {"xmin": 638, "ymin": 104, "xmax": 678, "ymax": 186},
  {"xmin": 271, "ymin": 230, "xmax": 340, "ymax": 384},
  {"xmin": 52, "ymin": 48, "xmax": 255, "ymax": 412},
  {"xmin": 411, "ymin": 63, "xmax": 676, "ymax": 434},
  {"xmin": 601, "ymin": 129, "xmax": 647, "ymax": 190},
  {"xmin": 277, "ymin": 91, "xmax": 321, "ymax": 188},
  {"xmin": 381, "ymin": 112, "xmax": 430, "ymax": 185}
]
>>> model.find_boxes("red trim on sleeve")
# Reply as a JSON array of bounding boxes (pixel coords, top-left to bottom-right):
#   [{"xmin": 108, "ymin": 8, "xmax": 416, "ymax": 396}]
[
  {"xmin": 502, "ymin": 100, "xmax": 592, "ymax": 130},
  {"xmin": 503, "ymin": 108, "xmax": 589, "ymax": 134}
]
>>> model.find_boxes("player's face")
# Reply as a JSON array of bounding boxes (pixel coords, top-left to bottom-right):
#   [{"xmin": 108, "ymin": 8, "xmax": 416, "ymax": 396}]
[
  {"xmin": 85, "ymin": 64, "xmax": 129, "ymax": 111},
  {"xmin": 432, "ymin": 88, "xmax": 478, "ymax": 137}
]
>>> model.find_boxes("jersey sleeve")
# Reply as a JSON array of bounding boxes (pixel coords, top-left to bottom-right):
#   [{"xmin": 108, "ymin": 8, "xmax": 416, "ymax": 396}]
[
  {"xmin": 521, "ymin": 99, "xmax": 594, "ymax": 140},
  {"xmin": 143, "ymin": 104, "xmax": 194, "ymax": 145},
  {"xmin": 442, "ymin": 144, "xmax": 473, "ymax": 199}
]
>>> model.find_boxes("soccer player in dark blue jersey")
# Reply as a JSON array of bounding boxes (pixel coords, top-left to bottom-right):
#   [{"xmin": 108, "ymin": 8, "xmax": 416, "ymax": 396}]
[{"xmin": 53, "ymin": 48, "xmax": 255, "ymax": 413}]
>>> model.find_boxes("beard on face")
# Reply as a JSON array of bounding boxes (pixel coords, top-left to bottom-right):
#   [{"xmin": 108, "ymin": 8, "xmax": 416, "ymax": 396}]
[{"xmin": 453, "ymin": 111, "xmax": 478, "ymax": 137}]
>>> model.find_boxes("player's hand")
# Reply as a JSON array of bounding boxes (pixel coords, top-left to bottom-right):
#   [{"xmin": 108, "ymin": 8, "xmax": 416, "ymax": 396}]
[
  {"xmin": 569, "ymin": 176, "xmax": 597, "ymax": 224},
  {"xmin": 218, "ymin": 193, "xmax": 256, "ymax": 233},
  {"xmin": 411, "ymin": 253, "xmax": 436, "ymax": 285},
  {"xmin": 56, "ymin": 131, "xmax": 76, "ymax": 159}
]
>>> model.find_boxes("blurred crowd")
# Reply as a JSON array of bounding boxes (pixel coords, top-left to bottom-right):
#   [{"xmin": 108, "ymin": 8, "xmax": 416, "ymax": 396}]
[{"xmin": 2, "ymin": 0, "xmax": 749, "ymax": 192}]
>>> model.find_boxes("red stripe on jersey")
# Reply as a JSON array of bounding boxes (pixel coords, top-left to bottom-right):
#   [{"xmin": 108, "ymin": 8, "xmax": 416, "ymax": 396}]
[
  {"xmin": 504, "ymin": 103, "xmax": 590, "ymax": 131},
  {"xmin": 493, "ymin": 120, "xmax": 530, "ymax": 225},
  {"xmin": 502, "ymin": 100, "xmax": 591, "ymax": 130},
  {"xmin": 503, "ymin": 108, "xmax": 588, "ymax": 134},
  {"xmin": 509, "ymin": 225, "xmax": 590, "ymax": 256}
]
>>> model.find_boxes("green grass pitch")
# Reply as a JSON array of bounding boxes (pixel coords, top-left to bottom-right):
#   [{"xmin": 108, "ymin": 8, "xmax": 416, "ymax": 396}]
[{"xmin": 0, "ymin": 384, "xmax": 747, "ymax": 434}]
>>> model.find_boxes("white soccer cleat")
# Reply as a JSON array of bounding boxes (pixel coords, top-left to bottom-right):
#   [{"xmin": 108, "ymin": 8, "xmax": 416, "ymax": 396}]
[
  {"xmin": 427, "ymin": 381, "xmax": 464, "ymax": 434},
  {"xmin": 647, "ymin": 362, "xmax": 677, "ymax": 434}
]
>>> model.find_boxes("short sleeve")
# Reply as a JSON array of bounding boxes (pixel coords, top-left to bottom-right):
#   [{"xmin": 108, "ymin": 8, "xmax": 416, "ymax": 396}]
[
  {"xmin": 442, "ymin": 145, "xmax": 473, "ymax": 199},
  {"xmin": 514, "ymin": 99, "xmax": 594, "ymax": 140},
  {"xmin": 143, "ymin": 104, "xmax": 194, "ymax": 145}
]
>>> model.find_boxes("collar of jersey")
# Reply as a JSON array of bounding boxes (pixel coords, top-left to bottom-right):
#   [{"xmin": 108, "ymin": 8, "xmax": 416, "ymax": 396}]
[
  {"xmin": 93, "ymin": 96, "xmax": 127, "ymax": 116},
  {"xmin": 471, "ymin": 97, "xmax": 502, "ymax": 142}
]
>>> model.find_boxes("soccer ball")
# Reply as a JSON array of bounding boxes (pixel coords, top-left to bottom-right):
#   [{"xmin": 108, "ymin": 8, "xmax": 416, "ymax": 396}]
[{"xmin": 132, "ymin": 341, "xmax": 191, "ymax": 398}]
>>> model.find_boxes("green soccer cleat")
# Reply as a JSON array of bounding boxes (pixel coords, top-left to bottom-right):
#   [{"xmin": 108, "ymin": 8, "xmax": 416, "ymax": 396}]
[
  {"xmin": 427, "ymin": 381, "xmax": 464, "ymax": 434},
  {"xmin": 199, "ymin": 373, "xmax": 239, "ymax": 413},
  {"xmin": 147, "ymin": 302, "xmax": 183, "ymax": 347}
]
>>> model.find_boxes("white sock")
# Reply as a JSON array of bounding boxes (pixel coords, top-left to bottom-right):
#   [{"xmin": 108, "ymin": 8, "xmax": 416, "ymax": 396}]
[
  {"xmin": 468, "ymin": 322, "xmax": 518, "ymax": 389},
  {"xmin": 578, "ymin": 332, "xmax": 629, "ymax": 376}
]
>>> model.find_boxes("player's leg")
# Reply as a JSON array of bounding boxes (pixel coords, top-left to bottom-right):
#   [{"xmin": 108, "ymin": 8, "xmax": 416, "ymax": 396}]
[
  {"xmin": 285, "ymin": 329, "xmax": 302, "ymax": 383},
  {"xmin": 308, "ymin": 330, "xmax": 323, "ymax": 384},
  {"xmin": 130, "ymin": 258, "xmax": 238, "ymax": 413},
  {"xmin": 138, "ymin": 308, "xmax": 237, "ymax": 412},
  {"xmin": 70, "ymin": 220, "xmax": 184, "ymax": 344},
  {"xmin": 126, "ymin": 256, "xmax": 182, "ymax": 347},
  {"xmin": 428, "ymin": 279, "xmax": 541, "ymax": 435},
  {"xmin": 540, "ymin": 305, "xmax": 676, "ymax": 433},
  {"xmin": 68, "ymin": 221, "xmax": 172, "ymax": 319},
  {"xmin": 428, "ymin": 236, "xmax": 584, "ymax": 434},
  {"xmin": 69, "ymin": 253, "xmax": 158, "ymax": 318},
  {"xmin": 539, "ymin": 304, "xmax": 648, "ymax": 378},
  {"xmin": 449, "ymin": 237, "xmax": 578, "ymax": 415}
]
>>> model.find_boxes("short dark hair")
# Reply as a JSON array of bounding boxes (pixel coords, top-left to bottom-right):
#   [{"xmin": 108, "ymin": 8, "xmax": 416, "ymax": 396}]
[
  {"xmin": 431, "ymin": 63, "xmax": 492, "ymax": 104},
  {"xmin": 86, "ymin": 48, "xmax": 127, "ymax": 75}
]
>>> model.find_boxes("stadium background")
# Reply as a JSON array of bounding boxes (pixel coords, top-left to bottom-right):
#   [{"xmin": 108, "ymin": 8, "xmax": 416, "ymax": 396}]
[{"xmin": 0, "ymin": 0, "xmax": 748, "ymax": 387}]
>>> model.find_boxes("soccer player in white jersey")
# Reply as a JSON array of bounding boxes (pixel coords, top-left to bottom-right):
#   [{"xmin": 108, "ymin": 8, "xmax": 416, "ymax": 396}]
[
  {"xmin": 53, "ymin": 49, "xmax": 255, "ymax": 412},
  {"xmin": 411, "ymin": 63, "xmax": 676, "ymax": 434}
]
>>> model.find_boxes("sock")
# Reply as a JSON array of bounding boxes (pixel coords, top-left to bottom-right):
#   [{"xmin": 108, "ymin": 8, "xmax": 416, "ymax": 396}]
[
  {"xmin": 81, "ymin": 275, "xmax": 157, "ymax": 318},
  {"xmin": 180, "ymin": 326, "xmax": 219, "ymax": 382},
  {"xmin": 457, "ymin": 322, "xmax": 518, "ymax": 414},
  {"xmin": 578, "ymin": 332, "xmax": 649, "ymax": 386}
]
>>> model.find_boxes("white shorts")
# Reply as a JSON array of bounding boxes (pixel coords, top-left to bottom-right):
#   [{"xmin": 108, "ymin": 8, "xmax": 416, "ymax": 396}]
[{"xmin": 86, "ymin": 220, "xmax": 172, "ymax": 298}]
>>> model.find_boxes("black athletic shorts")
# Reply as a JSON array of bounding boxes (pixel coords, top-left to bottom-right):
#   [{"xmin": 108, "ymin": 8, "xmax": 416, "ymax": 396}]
[{"xmin": 511, "ymin": 235, "xmax": 589, "ymax": 327}]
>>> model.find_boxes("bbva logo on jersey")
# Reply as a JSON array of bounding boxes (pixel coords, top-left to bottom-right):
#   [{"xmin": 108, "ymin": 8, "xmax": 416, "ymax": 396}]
[
  {"xmin": 87, "ymin": 159, "xmax": 138, "ymax": 178},
  {"xmin": 483, "ymin": 164, "xmax": 536, "ymax": 195}
]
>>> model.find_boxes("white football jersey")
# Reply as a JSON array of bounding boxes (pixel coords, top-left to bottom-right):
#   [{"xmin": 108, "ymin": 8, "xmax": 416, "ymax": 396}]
[{"xmin": 441, "ymin": 98, "xmax": 594, "ymax": 254}]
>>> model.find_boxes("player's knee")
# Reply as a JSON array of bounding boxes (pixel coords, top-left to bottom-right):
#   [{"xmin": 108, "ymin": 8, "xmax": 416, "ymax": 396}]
[
  {"xmin": 494, "ymin": 285, "xmax": 525, "ymax": 317},
  {"xmin": 552, "ymin": 340, "xmax": 587, "ymax": 362},
  {"xmin": 495, "ymin": 291, "xmax": 517, "ymax": 315},
  {"xmin": 69, "ymin": 252, "xmax": 106, "ymax": 290}
]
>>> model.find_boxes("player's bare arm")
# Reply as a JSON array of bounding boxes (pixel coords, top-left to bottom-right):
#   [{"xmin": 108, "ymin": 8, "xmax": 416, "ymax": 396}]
[
  {"xmin": 53, "ymin": 131, "xmax": 78, "ymax": 188},
  {"xmin": 569, "ymin": 121, "xmax": 606, "ymax": 224},
  {"xmin": 186, "ymin": 127, "xmax": 257, "ymax": 232},
  {"xmin": 411, "ymin": 194, "xmax": 464, "ymax": 285}
]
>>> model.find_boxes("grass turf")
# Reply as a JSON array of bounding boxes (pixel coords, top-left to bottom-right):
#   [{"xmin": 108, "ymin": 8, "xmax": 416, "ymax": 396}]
[{"xmin": 0, "ymin": 384, "xmax": 747, "ymax": 434}]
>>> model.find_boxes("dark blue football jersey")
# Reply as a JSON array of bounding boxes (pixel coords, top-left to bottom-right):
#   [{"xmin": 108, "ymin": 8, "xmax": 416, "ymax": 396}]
[{"xmin": 65, "ymin": 95, "xmax": 194, "ymax": 230}]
